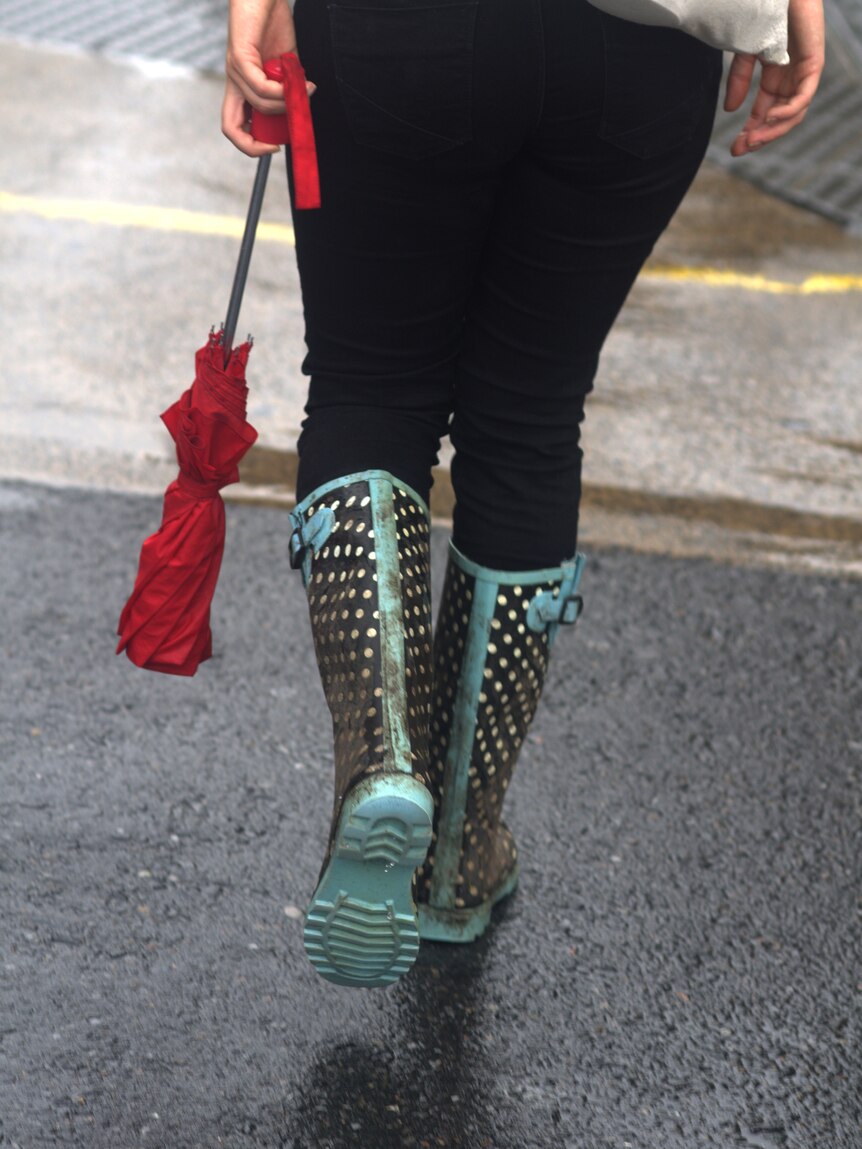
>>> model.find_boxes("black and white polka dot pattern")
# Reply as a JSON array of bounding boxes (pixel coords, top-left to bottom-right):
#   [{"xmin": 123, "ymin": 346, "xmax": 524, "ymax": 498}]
[
  {"xmin": 418, "ymin": 560, "xmax": 563, "ymax": 911},
  {"xmin": 393, "ymin": 486, "xmax": 434, "ymax": 782},
  {"xmin": 300, "ymin": 478, "xmax": 433, "ymax": 848}
]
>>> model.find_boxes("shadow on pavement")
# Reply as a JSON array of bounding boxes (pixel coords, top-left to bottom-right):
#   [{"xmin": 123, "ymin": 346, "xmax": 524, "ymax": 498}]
[{"xmin": 292, "ymin": 937, "xmax": 528, "ymax": 1148}]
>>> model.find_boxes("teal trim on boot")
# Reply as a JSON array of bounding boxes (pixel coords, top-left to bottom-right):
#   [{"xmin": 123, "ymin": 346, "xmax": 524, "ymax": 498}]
[
  {"xmin": 290, "ymin": 471, "xmax": 435, "ymax": 985},
  {"xmin": 417, "ymin": 541, "xmax": 584, "ymax": 943},
  {"xmin": 291, "ymin": 470, "xmax": 429, "ymax": 521},
  {"xmin": 445, "ymin": 541, "xmax": 577, "ymax": 586},
  {"xmin": 290, "ymin": 469, "xmax": 428, "ymax": 586},
  {"xmin": 427, "ymin": 565, "xmax": 498, "ymax": 911}
]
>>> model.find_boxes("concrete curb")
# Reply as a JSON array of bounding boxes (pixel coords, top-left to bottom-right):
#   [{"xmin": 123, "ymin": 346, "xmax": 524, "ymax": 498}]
[{"xmin": 229, "ymin": 445, "xmax": 862, "ymax": 577}]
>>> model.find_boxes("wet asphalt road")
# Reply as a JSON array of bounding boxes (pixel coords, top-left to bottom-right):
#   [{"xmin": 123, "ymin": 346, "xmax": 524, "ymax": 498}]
[{"xmin": 1, "ymin": 481, "xmax": 859, "ymax": 1148}]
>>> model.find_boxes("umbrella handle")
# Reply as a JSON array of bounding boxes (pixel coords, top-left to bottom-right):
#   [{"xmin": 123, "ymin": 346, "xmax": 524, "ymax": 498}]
[{"xmin": 222, "ymin": 152, "xmax": 271, "ymax": 364}]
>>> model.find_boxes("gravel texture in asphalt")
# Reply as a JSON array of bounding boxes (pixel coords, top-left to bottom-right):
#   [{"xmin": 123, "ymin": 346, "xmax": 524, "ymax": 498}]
[{"xmin": 0, "ymin": 483, "xmax": 859, "ymax": 1148}]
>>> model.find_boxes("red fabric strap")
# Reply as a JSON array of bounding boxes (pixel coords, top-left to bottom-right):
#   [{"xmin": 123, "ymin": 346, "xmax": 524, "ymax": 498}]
[{"xmin": 251, "ymin": 53, "xmax": 321, "ymax": 210}]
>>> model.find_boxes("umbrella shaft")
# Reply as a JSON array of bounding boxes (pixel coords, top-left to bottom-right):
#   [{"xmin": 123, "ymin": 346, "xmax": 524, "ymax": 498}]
[{"xmin": 223, "ymin": 153, "xmax": 272, "ymax": 363}]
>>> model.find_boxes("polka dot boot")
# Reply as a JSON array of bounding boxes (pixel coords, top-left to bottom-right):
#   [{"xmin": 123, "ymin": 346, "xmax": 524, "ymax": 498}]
[
  {"xmin": 288, "ymin": 470, "xmax": 434, "ymax": 987},
  {"xmin": 416, "ymin": 541, "xmax": 584, "ymax": 943}
]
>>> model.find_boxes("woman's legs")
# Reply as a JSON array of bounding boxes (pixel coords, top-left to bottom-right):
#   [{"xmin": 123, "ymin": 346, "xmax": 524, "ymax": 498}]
[
  {"xmin": 449, "ymin": 4, "xmax": 723, "ymax": 569},
  {"xmin": 287, "ymin": 0, "xmax": 536, "ymax": 981},
  {"xmin": 287, "ymin": 0, "xmax": 723, "ymax": 963},
  {"xmin": 418, "ymin": 3, "xmax": 723, "ymax": 933},
  {"xmin": 289, "ymin": 0, "xmax": 545, "ymax": 503},
  {"xmin": 291, "ymin": 0, "xmax": 722, "ymax": 560}
]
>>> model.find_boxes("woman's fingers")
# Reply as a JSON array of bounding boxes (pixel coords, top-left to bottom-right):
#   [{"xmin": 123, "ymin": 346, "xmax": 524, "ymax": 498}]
[
  {"xmin": 724, "ymin": 53, "xmax": 757, "ymax": 113},
  {"xmin": 731, "ymin": 109, "xmax": 809, "ymax": 156},
  {"xmin": 222, "ymin": 59, "xmax": 316, "ymax": 156},
  {"xmin": 731, "ymin": 65, "xmax": 821, "ymax": 155},
  {"xmin": 225, "ymin": 50, "xmax": 285, "ymax": 114},
  {"xmin": 221, "ymin": 2, "xmax": 315, "ymax": 156},
  {"xmin": 728, "ymin": 0, "xmax": 825, "ymax": 157},
  {"xmin": 221, "ymin": 78, "xmax": 282, "ymax": 157},
  {"xmin": 752, "ymin": 69, "xmax": 820, "ymax": 125}
]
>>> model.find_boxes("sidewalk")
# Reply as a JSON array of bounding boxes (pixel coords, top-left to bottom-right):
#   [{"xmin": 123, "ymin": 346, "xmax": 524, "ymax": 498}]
[{"xmin": 2, "ymin": 38, "xmax": 862, "ymax": 576}]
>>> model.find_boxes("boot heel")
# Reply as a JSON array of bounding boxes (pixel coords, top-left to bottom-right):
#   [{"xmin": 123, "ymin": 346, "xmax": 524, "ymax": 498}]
[
  {"xmin": 418, "ymin": 864, "xmax": 520, "ymax": 943},
  {"xmin": 303, "ymin": 775, "xmax": 433, "ymax": 988}
]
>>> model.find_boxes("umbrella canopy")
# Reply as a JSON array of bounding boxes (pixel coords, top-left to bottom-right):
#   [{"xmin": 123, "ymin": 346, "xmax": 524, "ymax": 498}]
[{"xmin": 116, "ymin": 332, "xmax": 258, "ymax": 675}]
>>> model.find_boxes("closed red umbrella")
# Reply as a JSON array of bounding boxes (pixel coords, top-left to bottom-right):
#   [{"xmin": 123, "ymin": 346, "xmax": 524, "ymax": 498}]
[
  {"xmin": 115, "ymin": 331, "xmax": 258, "ymax": 675},
  {"xmin": 117, "ymin": 53, "xmax": 319, "ymax": 676}
]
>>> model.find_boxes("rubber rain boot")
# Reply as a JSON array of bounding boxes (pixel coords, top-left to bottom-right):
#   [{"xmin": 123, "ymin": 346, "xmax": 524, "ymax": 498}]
[
  {"xmin": 416, "ymin": 541, "xmax": 584, "ymax": 942},
  {"xmin": 289, "ymin": 470, "xmax": 434, "ymax": 986}
]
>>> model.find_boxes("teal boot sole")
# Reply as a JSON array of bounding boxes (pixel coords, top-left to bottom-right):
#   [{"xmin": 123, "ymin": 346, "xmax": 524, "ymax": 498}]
[
  {"xmin": 303, "ymin": 774, "xmax": 434, "ymax": 987},
  {"xmin": 417, "ymin": 863, "xmax": 520, "ymax": 944}
]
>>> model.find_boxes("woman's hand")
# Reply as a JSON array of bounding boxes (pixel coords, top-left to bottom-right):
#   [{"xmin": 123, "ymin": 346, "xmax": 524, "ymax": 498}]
[
  {"xmin": 222, "ymin": 0, "xmax": 304, "ymax": 157},
  {"xmin": 725, "ymin": 0, "xmax": 825, "ymax": 157}
]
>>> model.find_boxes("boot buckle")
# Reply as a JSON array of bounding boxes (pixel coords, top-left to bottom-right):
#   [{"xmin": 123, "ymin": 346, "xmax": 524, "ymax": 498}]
[
  {"xmin": 289, "ymin": 506, "xmax": 335, "ymax": 584},
  {"xmin": 559, "ymin": 592, "xmax": 584, "ymax": 625},
  {"xmin": 526, "ymin": 591, "xmax": 583, "ymax": 631},
  {"xmin": 525, "ymin": 555, "xmax": 585, "ymax": 639}
]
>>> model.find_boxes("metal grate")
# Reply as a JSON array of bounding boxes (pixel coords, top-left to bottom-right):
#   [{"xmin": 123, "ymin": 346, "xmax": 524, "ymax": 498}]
[
  {"xmin": 2, "ymin": 0, "xmax": 862, "ymax": 229},
  {"xmin": 0, "ymin": 0, "xmax": 228, "ymax": 72}
]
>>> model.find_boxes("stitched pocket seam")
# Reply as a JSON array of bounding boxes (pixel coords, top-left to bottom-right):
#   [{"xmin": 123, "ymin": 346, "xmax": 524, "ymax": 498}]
[{"xmin": 337, "ymin": 78, "xmax": 467, "ymax": 146}]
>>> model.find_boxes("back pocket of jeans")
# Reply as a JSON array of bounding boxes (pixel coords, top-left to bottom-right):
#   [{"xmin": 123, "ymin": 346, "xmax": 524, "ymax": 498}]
[
  {"xmin": 328, "ymin": 0, "xmax": 479, "ymax": 159},
  {"xmin": 598, "ymin": 14, "xmax": 721, "ymax": 159}
]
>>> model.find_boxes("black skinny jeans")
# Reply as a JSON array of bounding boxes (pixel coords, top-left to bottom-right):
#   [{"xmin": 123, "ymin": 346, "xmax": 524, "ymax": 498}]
[{"xmin": 290, "ymin": 0, "xmax": 722, "ymax": 569}]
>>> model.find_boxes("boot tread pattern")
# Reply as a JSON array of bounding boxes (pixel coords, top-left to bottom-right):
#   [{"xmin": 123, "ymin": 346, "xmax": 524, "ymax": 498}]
[
  {"xmin": 339, "ymin": 812, "xmax": 431, "ymax": 866},
  {"xmin": 304, "ymin": 895, "xmax": 420, "ymax": 984},
  {"xmin": 303, "ymin": 781, "xmax": 433, "ymax": 987}
]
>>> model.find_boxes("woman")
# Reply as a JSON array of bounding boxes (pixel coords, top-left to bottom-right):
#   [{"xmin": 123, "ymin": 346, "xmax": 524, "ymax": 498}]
[{"xmin": 222, "ymin": 0, "xmax": 825, "ymax": 988}]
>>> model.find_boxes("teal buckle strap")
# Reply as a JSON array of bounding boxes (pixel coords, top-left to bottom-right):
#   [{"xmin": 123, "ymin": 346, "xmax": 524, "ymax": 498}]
[
  {"xmin": 288, "ymin": 470, "xmax": 429, "ymax": 588},
  {"xmin": 288, "ymin": 505, "xmax": 335, "ymax": 587},
  {"xmin": 526, "ymin": 554, "xmax": 586, "ymax": 645}
]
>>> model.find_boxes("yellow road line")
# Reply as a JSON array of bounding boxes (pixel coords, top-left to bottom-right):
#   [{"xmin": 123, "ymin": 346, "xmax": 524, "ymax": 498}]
[
  {"xmin": 642, "ymin": 264, "xmax": 862, "ymax": 295},
  {"xmin": 4, "ymin": 190, "xmax": 861, "ymax": 295},
  {"xmin": 0, "ymin": 190, "xmax": 296, "ymax": 246}
]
